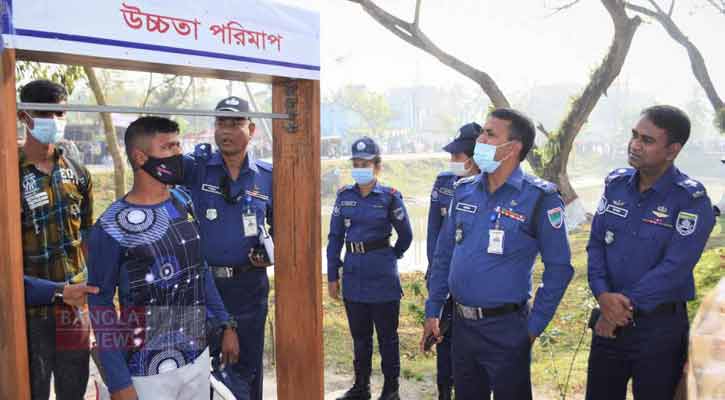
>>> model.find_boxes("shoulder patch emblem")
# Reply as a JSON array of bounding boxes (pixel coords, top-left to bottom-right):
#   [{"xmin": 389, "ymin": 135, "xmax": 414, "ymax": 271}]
[
  {"xmin": 675, "ymin": 211, "xmax": 698, "ymax": 236},
  {"xmin": 547, "ymin": 207, "xmax": 564, "ymax": 229},
  {"xmin": 596, "ymin": 196, "xmax": 607, "ymax": 215}
]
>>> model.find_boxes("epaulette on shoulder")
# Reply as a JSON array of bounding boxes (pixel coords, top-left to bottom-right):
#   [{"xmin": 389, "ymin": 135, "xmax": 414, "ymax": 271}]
[
  {"xmin": 337, "ymin": 184, "xmax": 353, "ymax": 194},
  {"xmin": 255, "ymin": 159, "xmax": 273, "ymax": 172},
  {"xmin": 453, "ymin": 175, "xmax": 477, "ymax": 188},
  {"xmin": 524, "ymin": 174, "xmax": 558, "ymax": 194},
  {"xmin": 381, "ymin": 185, "xmax": 402, "ymax": 199},
  {"xmin": 676, "ymin": 176, "xmax": 707, "ymax": 199},
  {"xmin": 193, "ymin": 143, "xmax": 213, "ymax": 160},
  {"xmin": 605, "ymin": 168, "xmax": 635, "ymax": 185}
]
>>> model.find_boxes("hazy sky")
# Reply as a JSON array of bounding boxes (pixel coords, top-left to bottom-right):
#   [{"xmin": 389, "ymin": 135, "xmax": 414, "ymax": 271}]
[{"xmin": 277, "ymin": 0, "xmax": 724, "ymax": 110}]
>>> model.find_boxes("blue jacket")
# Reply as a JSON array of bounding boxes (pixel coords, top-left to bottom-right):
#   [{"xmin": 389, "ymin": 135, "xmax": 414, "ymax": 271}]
[
  {"xmin": 327, "ymin": 182, "xmax": 413, "ymax": 303},
  {"xmin": 181, "ymin": 144, "xmax": 273, "ymax": 307},
  {"xmin": 425, "ymin": 168, "xmax": 574, "ymax": 336},
  {"xmin": 426, "ymin": 172, "xmax": 458, "ymax": 282},
  {"xmin": 587, "ymin": 166, "xmax": 715, "ymax": 311}
]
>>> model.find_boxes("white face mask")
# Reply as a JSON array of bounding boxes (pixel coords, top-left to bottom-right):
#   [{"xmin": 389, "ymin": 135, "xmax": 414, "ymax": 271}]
[
  {"xmin": 26, "ymin": 117, "xmax": 66, "ymax": 144},
  {"xmin": 448, "ymin": 159, "xmax": 472, "ymax": 176}
]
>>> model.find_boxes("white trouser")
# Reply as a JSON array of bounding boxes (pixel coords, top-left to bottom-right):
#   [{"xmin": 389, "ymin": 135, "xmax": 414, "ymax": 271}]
[{"xmin": 131, "ymin": 348, "xmax": 210, "ymax": 400}]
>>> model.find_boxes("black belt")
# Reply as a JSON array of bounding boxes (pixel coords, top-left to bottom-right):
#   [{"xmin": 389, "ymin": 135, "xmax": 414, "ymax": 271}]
[
  {"xmin": 210, "ymin": 264, "xmax": 254, "ymax": 279},
  {"xmin": 635, "ymin": 302, "xmax": 684, "ymax": 318},
  {"xmin": 345, "ymin": 238, "xmax": 390, "ymax": 254},
  {"xmin": 455, "ymin": 302, "xmax": 521, "ymax": 320}
]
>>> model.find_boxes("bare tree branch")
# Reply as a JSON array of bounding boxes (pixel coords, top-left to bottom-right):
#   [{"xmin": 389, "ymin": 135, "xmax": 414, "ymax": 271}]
[
  {"xmin": 345, "ymin": 0, "xmax": 510, "ymax": 109},
  {"xmin": 536, "ymin": 122, "xmax": 552, "ymax": 139},
  {"xmin": 667, "ymin": 0, "xmax": 675, "ymax": 17},
  {"xmin": 625, "ymin": 1, "xmax": 724, "ymax": 112},
  {"xmin": 546, "ymin": 0, "xmax": 584, "ymax": 17},
  {"xmin": 705, "ymin": 0, "xmax": 725, "ymax": 14},
  {"xmin": 413, "ymin": 0, "xmax": 422, "ymax": 28}
]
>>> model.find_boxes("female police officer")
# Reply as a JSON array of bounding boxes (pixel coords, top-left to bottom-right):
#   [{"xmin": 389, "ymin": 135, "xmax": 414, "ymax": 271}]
[{"xmin": 327, "ymin": 137, "xmax": 413, "ymax": 400}]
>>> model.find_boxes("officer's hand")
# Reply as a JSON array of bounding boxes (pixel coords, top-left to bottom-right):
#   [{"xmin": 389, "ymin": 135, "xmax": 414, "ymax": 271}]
[
  {"xmin": 63, "ymin": 283, "xmax": 100, "ymax": 308},
  {"xmin": 248, "ymin": 248, "xmax": 272, "ymax": 268},
  {"xmin": 221, "ymin": 327, "xmax": 240, "ymax": 366},
  {"xmin": 597, "ymin": 292, "xmax": 632, "ymax": 326},
  {"xmin": 328, "ymin": 280, "xmax": 341, "ymax": 300},
  {"xmin": 111, "ymin": 385, "xmax": 138, "ymax": 400},
  {"xmin": 594, "ymin": 315, "xmax": 618, "ymax": 338},
  {"xmin": 420, "ymin": 318, "xmax": 441, "ymax": 353}
]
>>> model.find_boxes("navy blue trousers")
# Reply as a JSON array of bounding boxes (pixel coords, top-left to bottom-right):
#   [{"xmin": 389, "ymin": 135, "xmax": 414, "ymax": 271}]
[
  {"xmin": 344, "ymin": 300, "xmax": 401, "ymax": 378},
  {"xmin": 210, "ymin": 301, "xmax": 268, "ymax": 400},
  {"xmin": 436, "ymin": 304, "xmax": 454, "ymax": 387},
  {"xmin": 451, "ymin": 308, "xmax": 532, "ymax": 400},
  {"xmin": 585, "ymin": 307, "xmax": 688, "ymax": 400}
]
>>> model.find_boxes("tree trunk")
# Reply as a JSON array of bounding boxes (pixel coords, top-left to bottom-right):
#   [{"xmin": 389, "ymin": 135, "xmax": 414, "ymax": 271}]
[{"xmin": 83, "ymin": 66, "xmax": 126, "ymax": 198}]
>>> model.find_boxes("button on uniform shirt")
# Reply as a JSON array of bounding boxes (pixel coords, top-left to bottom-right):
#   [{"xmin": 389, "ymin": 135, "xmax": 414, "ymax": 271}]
[
  {"xmin": 426, "ymin": 168, "xmax": 574, "ymax": 336},
  {"xmin": 19, "ymin": 148, "xmax": 93, "ymax": 317},
  {"xmin": 426, "ymin": 172, "xmax": 457, "ymax": 282},
  {"xmin": 87, "ymin": 192, "xmax": 229, "ymax": 393},
  {"xmin": 587, "ymin": 167, "xmax": 715, "ymax": 311},
  {"xmin": 327, "ymin": 182, "xmax": 413, "ymax": 303},
  {"xmin": 182, "ymin": 144, "xmax": 273, "ymax": 306}
]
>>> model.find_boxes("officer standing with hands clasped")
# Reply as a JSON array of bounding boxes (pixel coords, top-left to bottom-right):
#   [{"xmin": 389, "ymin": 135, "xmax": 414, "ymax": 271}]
[
  {"xmin": 423, "ymin": 108, "xmax": 574, "ymax": 400},
  {"xmin": 327, "ymin": 137, "xmax": 413, "ymax": 400},
  {"xmin": 425, "ymin": 122, "xmax": 482, "ymax": 400},
  {"xmin": 585, "ymin": 105, "xmax": 715, "ymax": 400},
  {"xmin": 181, "ymin": 96, "xmax": 273, "ymax": 400}
]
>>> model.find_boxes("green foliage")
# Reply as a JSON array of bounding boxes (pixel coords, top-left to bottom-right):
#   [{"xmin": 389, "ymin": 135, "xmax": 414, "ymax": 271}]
[
  {"xmin": 333, "ymin": 85, "xmax": 394, "ymax": 137},
  {"xmin": 16, "ymin": 62, "xmax": 85, "ymax": 95}
]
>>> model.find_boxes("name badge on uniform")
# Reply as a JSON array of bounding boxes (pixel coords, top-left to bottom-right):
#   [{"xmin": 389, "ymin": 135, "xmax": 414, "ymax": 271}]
[
  {"xmin": 206, "ymin": 208, "xmax": 218, "ymax": 221},
  {"xmin": 488, "ymin": 229, "xmax": 504, "ymax": 254},
  {"xmin": 243, "ymin": 210, "xmax": 258, "ymax": 237}
]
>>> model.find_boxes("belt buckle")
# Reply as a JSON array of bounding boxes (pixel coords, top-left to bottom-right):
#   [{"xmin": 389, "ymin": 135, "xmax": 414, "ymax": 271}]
[
  {"xmin": 459, "ymin": 305, "xmax": 476, "ymax": 320},
  {"xmin": 222, "ymin": 267, "xmax": 233, "ymax": 278},
  {"xmin": 353, "ymin": 242, "xmax": 365, "ymax": 254}
]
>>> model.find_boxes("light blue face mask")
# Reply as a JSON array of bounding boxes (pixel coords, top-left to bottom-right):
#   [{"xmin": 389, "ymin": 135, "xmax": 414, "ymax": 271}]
[
  {"xmin": 27, "ymin": 117, "xmax": 66, "ymax": 144},
  {"xmin": 473, "ymin": 142, "xmax": 511, "ymax": 173},
  {"xmin": 351, "ymin": 167, "xmax": 375, "ymax": 185}
]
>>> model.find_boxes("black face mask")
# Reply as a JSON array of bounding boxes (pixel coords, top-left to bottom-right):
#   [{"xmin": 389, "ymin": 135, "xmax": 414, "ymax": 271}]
[{"xmin": 141, "ymin": 154, "xmax": 185, "ymax": 185}]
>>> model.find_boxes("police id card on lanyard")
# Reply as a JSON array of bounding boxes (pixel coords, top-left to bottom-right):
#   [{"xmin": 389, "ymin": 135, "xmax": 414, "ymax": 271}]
[
  {"xmin": 242, "ymin": 196, "xmax": 258, "ymax": 237},
  {"xmin": 488, "ymin": 208, "xmax": 504, "ymax": 255}
]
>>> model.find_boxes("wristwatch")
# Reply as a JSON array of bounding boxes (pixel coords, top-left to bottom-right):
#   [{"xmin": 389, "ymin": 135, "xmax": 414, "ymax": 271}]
[
  {"xmin": 53, "ymin": 284, "xmax": 65, "ymax": 303},
  {"xmin": 221, "ymin": 319, "xmax": 238, "ymax": 331}
]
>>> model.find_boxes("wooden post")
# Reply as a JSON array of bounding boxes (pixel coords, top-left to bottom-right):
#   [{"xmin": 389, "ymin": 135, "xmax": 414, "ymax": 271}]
[
  {"xmin": 272, "ymin": 79, "xmax": 323, "ymax": 399},
  {"xmin": 0, "ymin": 49, "xmax": 32, "ymax": 400}
]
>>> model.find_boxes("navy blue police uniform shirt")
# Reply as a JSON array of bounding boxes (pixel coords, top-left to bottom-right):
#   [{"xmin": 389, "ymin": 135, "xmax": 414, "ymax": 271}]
[
  {"xmin": 327, "ymin": 182, "xmax": 413, "ymax": 303},
  {"xmin": 425, "ymin": 167, "xmax": 574, "ymax": 336},
  {"xmin": 182, "ymin": 144, "xmax": 273, "ymax": 305},
  {"xmin": 587, "ymin": 166, "xmax": 715, "ymax": 311},
  {"xmin": 426, "ymin": 172, "xmax": 457, "ymax": 282}
]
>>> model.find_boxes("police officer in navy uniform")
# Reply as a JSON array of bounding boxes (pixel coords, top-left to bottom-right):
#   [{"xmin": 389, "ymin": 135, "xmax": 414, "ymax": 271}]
[
  {"xmin": 423, "ymin": 108, "xmax": 574, "ymax": 400},
  {"xmin": 181, "ymin": 96, "xmax": 273, "ymax": 400},
  {"xmin": 585, "ymin": 105, "xmax": 715, "ymax": 400},
  {"xmin": 327, "ymin": 137, "xmax": 413, "ymax": 400},
  {"xmin": 425, "ymin": 122, "xmax": 482, "ymax": 400}
]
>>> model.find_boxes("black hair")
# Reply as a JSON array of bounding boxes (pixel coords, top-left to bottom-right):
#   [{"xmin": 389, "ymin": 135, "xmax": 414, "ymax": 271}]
[
  {"xmin": 489, "ymin": 108, "xmax": 535, "ymax": 162},
  {"xmin": 19, "ymin": 80, "xmax": 68, "ymax": 104},
  {"xmin": 124, "ymin": 116, "xmax": 179, "ymax": 166},
  {"xmin": 641, "ymin": 105, "xmax": 691, "ymax": 146}
]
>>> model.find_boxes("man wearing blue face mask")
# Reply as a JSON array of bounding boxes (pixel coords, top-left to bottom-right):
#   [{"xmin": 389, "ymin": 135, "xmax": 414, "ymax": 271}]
[
  {"xmin": 424, "ymin": 122, "xmax": 482, "ymax": 400},
  {"xmin": 16, "ymin": 79, "xmax": 95, "ymax": 400},
  {"xmin": 327, "ymin": 136, "xmax": 413, "ymax": 400},
  {"xmin": 422, "ymin": 108, "xmax": 574, "ymax": 400}
]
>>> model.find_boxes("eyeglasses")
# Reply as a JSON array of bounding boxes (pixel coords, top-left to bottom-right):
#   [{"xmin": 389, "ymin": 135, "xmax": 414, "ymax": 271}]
[{"xmin": 214, "ymin": 118, "xmax": 249, "ymax": 128}]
